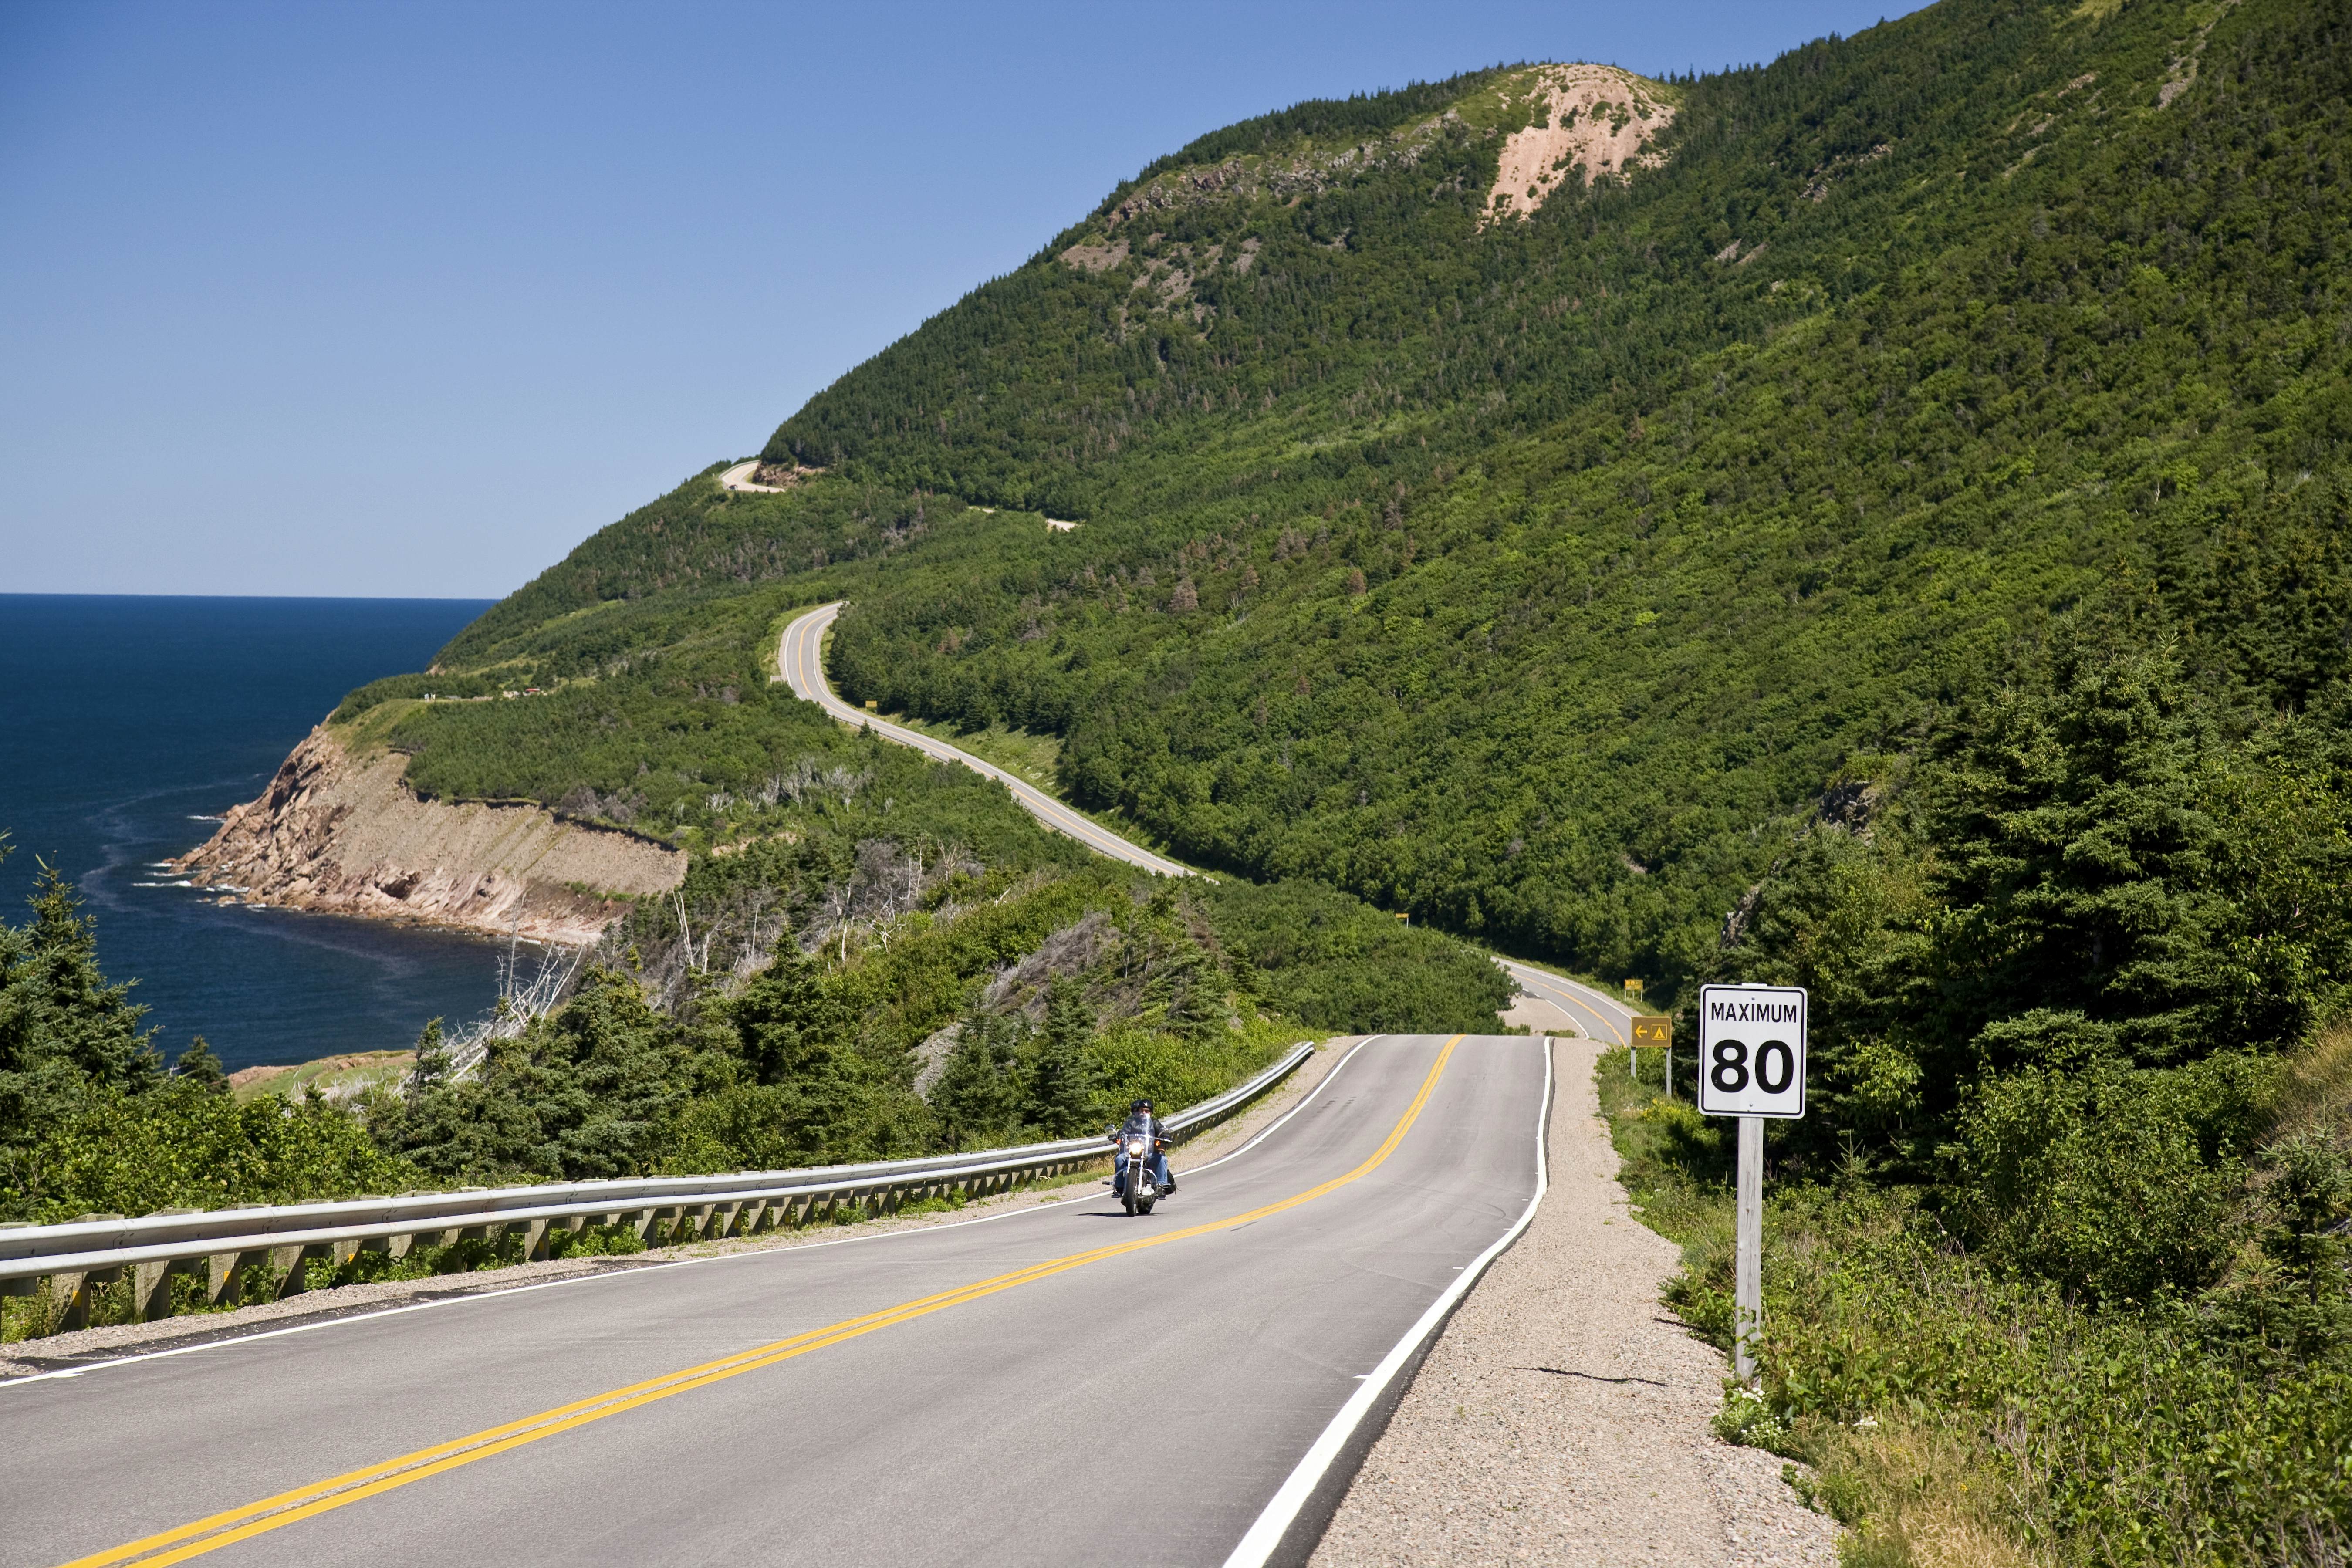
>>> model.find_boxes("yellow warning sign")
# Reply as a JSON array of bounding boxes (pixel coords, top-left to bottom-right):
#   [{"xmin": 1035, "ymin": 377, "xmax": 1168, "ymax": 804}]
[{"xmin": 1630, "ymin": 1015, "xmax": 1673, "ymax": 1045}]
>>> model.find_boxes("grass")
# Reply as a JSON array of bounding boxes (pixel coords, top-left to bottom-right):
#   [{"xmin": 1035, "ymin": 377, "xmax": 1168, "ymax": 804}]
[
  {"xmin": 871, "ymin": 710, "xmax": 1063, "ymax": 788},
  {"xmin": 1592, "ymin": 1046, "xmax": 2044, "ymax": 1565},
  {"xmin": 231, "ymin": 1051, "xmax": 416, "ymax": 1105}
]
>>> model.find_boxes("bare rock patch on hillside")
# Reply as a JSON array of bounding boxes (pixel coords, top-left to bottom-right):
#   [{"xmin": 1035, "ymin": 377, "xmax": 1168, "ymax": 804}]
[
  {"xmin": 172, "ymin": 728, "xmax": 685, "ymax": 946},
  {"xmin": 1482, "ymin": 64, "xmax": 1676, "ymax": 226}
]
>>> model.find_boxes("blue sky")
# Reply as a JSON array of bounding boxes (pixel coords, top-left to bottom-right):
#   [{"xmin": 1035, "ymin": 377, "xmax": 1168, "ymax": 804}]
[{"xmin": 1, "ymin": 1, "xmax": 1922, "ymax": 599}]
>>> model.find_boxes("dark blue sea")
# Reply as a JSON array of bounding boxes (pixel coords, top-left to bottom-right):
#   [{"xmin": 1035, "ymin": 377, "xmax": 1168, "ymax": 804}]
[{"xmin": 0, "ymin": 595, "xmax": 510, "ymax": 1075}]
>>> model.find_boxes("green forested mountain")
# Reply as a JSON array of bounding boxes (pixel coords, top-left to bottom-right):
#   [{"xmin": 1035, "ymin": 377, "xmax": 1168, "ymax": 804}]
[{"xmin": 424, "ymin": 0, "xmax": 2352, "ymax": 997}]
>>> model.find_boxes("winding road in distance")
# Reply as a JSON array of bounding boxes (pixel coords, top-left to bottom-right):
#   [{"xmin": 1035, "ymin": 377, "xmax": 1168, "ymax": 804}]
[
  {"xmin": 777, "ymin": 602, "xmax": 1193, "ymax": 877},
  {"xmin": 777, "ymin": 603, "xmax": 1641, "ymax": 1047},
  {"xmin": 7, "ymin": 1034, "xmax": 1550, "ymax": 1568}
]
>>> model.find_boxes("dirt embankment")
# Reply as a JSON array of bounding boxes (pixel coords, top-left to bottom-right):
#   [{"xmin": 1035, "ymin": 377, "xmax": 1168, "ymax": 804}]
[{"xmin": 172, "ymin": 728, "xmax": 685, "ymax": 945}]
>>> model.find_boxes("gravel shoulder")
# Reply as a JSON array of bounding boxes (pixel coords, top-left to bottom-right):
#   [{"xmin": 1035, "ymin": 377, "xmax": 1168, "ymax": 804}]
[
  {"xmin": 0, "ymin": 1038, "xmax": 1349, "ymax": 1382},
  {"xmin": 1310, "ymin": 1034, "xmax": 1841, "ymax": 1567}
]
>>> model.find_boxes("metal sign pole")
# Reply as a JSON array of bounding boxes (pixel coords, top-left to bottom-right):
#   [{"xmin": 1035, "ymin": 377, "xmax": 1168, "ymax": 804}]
[
  {"xmin": 1735, "ymin": 1114, "xmax": 1763, "ymax": 1381},
  {"xmin": 1695, "ymin": 983, "xmax": 1805, "ymax": 1389}
]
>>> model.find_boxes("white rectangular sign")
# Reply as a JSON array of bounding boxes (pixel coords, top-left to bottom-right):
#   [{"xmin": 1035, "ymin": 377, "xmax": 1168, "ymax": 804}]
[{"xmin": 1696, "ymin": 984, "xmax": 1808, "ymax": 1119}]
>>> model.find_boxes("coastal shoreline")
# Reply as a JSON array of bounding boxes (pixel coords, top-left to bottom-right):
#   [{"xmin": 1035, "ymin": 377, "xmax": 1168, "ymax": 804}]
[{"xmin": 172, "ymin": 727, "xmax": 685, "ymax": 947}]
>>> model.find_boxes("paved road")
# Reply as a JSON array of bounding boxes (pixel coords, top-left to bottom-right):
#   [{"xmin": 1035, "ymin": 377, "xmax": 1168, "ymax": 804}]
[
  {"xmin": 4, "ymin": 1034, "xmax": 1548, "ymax": 1568},
  {"xmin": 718, "ymin": 459, "xmax": 788, "ymax": 493},
  {"xmin": 1496, "ymin": 960, "xmax": 1639, "ymax": 1046},
  {"xmin": 777, "ymin": 602, "xmax": 1193, "ymax": 877}
]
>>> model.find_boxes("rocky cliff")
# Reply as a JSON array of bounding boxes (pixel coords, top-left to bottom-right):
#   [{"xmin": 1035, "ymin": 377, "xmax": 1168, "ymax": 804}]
[{"xmin": 174, "ymin": 728, "xmax": 685, "ymax": 945}]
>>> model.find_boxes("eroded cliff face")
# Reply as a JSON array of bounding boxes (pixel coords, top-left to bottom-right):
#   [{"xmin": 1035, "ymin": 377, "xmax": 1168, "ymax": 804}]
[{"xmin": 173, "ymin": 729, "xmax": 685, "ymax": 945}]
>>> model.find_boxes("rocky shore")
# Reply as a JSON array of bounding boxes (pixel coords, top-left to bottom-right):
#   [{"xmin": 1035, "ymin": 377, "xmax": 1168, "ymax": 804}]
[{"xmin": 172, "ymin": 727, "xmax": 685, "ymax": 945}]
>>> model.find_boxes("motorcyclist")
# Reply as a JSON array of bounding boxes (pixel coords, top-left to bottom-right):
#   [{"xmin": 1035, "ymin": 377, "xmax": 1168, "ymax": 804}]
[{"xmin": 1109, "ymin": 1098, "xmax": 1176, "ymax": 1197}]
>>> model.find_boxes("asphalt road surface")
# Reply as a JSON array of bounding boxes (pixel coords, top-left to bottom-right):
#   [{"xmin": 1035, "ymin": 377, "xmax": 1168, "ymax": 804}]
[
  {"xmin": 4, "ymin": 1034, "xmax": 1550, "ymax": 1568},
  {"xmin": 776, "ymin": 602, "xmax": 1193, "ymax": 877},
  {"xmin": 1497, "ymin": 960, "xmax": 1638, "ymax": 1046}
]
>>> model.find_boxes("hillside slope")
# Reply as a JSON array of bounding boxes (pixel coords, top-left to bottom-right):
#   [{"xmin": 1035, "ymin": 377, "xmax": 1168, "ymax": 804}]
[{"xmin": 406, "ymin": 0, "xmax": 2352, "ymax": 996}]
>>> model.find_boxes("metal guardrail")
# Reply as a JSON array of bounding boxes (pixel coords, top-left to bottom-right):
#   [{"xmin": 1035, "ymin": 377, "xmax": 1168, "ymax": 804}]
[{"xmin": 0, "ymin": 1042, "xmax": 1317, "ymax": 1337}]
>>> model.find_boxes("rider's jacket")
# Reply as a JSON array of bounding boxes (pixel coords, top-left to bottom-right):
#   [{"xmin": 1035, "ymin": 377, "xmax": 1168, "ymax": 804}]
[{"xmin": 1118, "ymin": 1112, "xmax": 1169, "ymax": 1144}]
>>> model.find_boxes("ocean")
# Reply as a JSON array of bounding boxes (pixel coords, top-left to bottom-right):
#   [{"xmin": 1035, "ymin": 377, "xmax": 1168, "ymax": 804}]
[{"xmin": 0, "ymin": 594, "xmax": 518, "ymax": 1075}]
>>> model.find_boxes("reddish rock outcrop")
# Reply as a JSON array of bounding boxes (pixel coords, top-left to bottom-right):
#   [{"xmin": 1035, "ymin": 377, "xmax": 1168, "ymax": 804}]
[{"xmin": 173, "ymin": 729, "xmax": 685, "ymax": 946}]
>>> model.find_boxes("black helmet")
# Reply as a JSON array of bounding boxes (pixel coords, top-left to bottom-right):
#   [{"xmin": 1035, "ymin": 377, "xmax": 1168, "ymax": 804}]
[{"xmin": 1130, "ymin": 1098, "xmax": 1152, "ymax": 1112}]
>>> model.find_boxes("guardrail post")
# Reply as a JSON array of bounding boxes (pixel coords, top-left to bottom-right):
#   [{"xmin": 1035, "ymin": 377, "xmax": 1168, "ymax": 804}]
[
  {"xmin": 278, "ymin": 1242, "xmax": 341, "ymax": 1298},
  {"xmin": 51, "ymin": 1271, "xmax": 92, "ymax": 1331},
  {"xmin": 206, "ymin": 1250, "xmax": 261, "ymax": 1308},
  {"xmin": 270, "ymin": 1245, "xmax": 305, "ymax": 1298},
  {"xmin": 133, "ymin": 1261, "xmax": 173, "ymax": 1322},
  {"xmin": 360, "ymin": 1232, "xmax": 412, "ymax": 1264}
]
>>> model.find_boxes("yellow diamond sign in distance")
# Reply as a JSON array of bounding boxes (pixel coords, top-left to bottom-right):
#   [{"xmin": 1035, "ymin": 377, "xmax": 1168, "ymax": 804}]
[
  {"xmin": 1631, "ymin": 1016, "xmax": 1673, "ymax": 1046},
  {"xmin": 1622, "ymin": 978, "xmax": 1644, "ymax": 999}
]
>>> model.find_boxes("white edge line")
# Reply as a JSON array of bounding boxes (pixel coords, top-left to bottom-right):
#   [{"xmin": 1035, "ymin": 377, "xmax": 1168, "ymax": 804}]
[
  {"xmin": 1220, "ymin": 1033, "xmax": 1556, "ymax": 1568},
  {"xmin": 1502, "ymin": 960, "xmax": 1637, "ymax": 1045},
  {"xmin": 1, "ymin": 1038, "xmax": 1379, "ymax": 1394}
]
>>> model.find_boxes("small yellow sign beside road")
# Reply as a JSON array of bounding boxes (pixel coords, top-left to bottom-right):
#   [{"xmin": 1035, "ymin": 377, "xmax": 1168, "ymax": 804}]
[{"xmin": 1631, "ymin": 1015, "xmax": 1673, "ymax": 1045}]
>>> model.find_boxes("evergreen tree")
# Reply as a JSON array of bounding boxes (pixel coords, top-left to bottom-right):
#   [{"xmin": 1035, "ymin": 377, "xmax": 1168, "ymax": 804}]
[
  {"xmin": 172, "ymin": 1036, "xmax": 229, "ymax": 1095},
  {"xmin": 726, "ymin": 948, "xmax": 849, "ymax": 1086},
  {"xmin": 0, "ymin": 859, "xmax": 157, "ymax": 1094},
  {"xmin": 408, "ymin": 1017, "xmax": 450, "ymax": 1094},
  {"xmin": 1024, "ymin": 977, "xmax": 1099, "ymax": 1138},
  {"xmin": 931, "ymin": 1014, "xmax": 1022, "ymax": 1149}
]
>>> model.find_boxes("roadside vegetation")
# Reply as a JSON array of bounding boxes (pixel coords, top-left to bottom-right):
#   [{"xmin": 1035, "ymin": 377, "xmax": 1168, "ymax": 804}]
[
  {"xmin": 0, "ymin": 818, "xmax": 1504, "ymax": 1225},
  {"xmin": 1595, "ymin": 621, "xmax": 2352, "ymax": 1564}
]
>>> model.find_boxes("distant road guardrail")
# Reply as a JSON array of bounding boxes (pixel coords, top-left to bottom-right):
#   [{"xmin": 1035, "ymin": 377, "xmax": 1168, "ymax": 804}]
[{"xmin": 0, "ymin": 1042, "xmax": 1317, "ymax": 1338}]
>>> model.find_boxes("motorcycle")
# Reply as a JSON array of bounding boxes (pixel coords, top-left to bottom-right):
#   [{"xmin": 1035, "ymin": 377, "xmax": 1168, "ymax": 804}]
[{"xmin": 1112, "ymin": 1125, "xmax": 1166, "ymax": 1216}]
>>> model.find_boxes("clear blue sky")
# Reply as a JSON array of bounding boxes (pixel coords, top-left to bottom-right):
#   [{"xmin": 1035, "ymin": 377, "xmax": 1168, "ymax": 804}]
[{"xmin": 1, "ymin": 0, "xmax": 1921, "ymax": 600}]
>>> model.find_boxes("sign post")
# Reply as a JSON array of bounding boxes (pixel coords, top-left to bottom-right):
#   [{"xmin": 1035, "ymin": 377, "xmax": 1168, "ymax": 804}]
[
  {"xmin": 1696, "ymin": 983, "xmax": 1807, "ymax": 1382},
  {"xmin": 1629, "ymin": 1014, "xmax": 1673, "ymax": 1086}
]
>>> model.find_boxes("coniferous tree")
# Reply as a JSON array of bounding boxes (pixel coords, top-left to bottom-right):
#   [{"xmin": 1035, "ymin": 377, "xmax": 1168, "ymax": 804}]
[
  {"xmin": 409, "ymin": 1018, "xmax": 450, "ymax": 1094},
  {"xmin": 172, "ymin": 1037, "xmax": 229, "ymax": 1095},
  {"xmin": 727, "ymin": 948, "xmax": 849, "ymax": 1086},
  {"xmin": 932, "ymin": 1014, "xmax": 1021, "ymax": 1150},
  {"xmin": 1025, "ymin": 977, "xmax": 1099, "ymax": 1138}
]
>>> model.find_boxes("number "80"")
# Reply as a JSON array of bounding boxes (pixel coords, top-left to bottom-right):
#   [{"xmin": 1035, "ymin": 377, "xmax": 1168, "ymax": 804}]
[{"xmin": 1710, "ymin": 1038, "xmax": 1796, "ymax": 1095}]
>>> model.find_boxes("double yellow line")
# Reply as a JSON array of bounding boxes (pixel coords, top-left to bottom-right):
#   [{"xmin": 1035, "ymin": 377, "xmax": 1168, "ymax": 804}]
[{"xmin": 61, "ymin": 1035, "xmax": 1463, "ymax": 1568}]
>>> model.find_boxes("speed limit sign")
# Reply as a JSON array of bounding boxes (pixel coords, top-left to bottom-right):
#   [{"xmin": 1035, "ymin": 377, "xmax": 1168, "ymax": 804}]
[{"xmin": 1696, "ymin": 984, "xmax": 1808, "ymax": 1118}]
